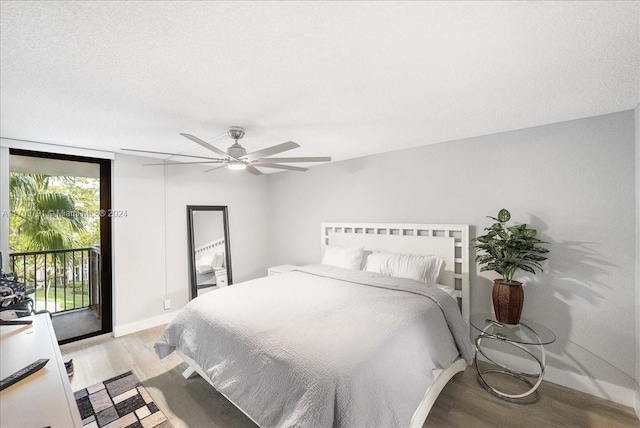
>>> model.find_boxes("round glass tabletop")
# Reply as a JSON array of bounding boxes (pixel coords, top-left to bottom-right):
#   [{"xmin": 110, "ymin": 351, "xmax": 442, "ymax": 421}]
[{"xmin": 469, "ymin": 313, "xmax": 556, "ymax": 345}]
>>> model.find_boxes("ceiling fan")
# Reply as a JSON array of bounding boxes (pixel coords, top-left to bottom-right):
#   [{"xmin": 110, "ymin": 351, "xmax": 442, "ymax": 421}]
[{"xmin": 121, "ymin": 127, "xmax": 331, "ymax": 175}]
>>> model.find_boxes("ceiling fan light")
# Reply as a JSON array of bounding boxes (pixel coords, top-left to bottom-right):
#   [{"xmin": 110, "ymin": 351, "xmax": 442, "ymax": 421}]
[{"xmin": 228, "ymin": 162, "xmax": 246, "ymax": 170}]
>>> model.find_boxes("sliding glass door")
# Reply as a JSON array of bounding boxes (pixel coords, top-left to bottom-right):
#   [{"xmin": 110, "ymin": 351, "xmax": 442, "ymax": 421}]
[{"xmin": 7, "ymin": 149, "xmax": 112, "ymax": 343}]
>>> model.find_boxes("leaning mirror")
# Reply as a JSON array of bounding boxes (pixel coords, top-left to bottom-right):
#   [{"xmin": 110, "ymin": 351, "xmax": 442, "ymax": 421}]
[{"xmin": 187, "ymin": 205, "xmax": 232, "ymax": 299}]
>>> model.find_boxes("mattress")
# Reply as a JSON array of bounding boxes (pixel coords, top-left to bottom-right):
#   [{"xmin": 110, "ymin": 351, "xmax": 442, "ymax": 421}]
[{"xmin": 155, "ymin": 264, "xmax": 472, "ymax": 427}]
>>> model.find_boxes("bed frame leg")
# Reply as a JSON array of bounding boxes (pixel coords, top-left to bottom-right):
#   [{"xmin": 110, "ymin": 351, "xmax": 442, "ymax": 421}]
[{"xmin": 182, "ymin": 366, "xmax": 197, "ymax": 379}]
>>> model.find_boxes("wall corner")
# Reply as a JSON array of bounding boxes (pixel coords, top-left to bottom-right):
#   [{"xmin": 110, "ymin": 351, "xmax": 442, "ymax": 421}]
[
  {"xmin": 635, "ymin": 384, "xmax": 640, "ymax": 420},
  {"xmin": 635, "ymin": 103, "xmax": 640, "ymax": 421}
]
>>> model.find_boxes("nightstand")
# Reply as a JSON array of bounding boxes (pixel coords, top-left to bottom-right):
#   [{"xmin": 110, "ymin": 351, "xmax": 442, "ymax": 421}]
[
  {"xmin": 214, "ymin": 268, "xmax": 228, "ymax": 287},
  {"xmin": 470, "ymin": 314, "xmax": 555, "ymax": 403},
  {"xmin": 267, "ymin": 264, "xmax": 299, "ymax": 276}
]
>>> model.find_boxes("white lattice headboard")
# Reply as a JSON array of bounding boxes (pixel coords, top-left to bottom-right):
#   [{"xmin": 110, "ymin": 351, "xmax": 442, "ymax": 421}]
[
  {"xmin": 321, "ymin": 223, "xmax": 470, "ymax": 323},
  {"xmin": 195, "ymin": 237, "xmax": 226, "ymax": 257}
]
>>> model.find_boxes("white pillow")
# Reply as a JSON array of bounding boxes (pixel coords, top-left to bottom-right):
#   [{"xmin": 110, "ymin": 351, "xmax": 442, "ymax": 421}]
[
  {"xmin": 199, "ymin": 254, "xmax": 215, "ymax": 265},
  {"xmin": 379, "ymin": 253, "xmax": 444, "ymax": 285},
  {"xmin": 321, "ymin": 245, "xmax": 364, "ymax": 270},
  {"xmin": 196, "ymin": 254, "xmax": 215, "ymax": 274},
  {"xmin": 364, "ymin": 252, "xmax": 395, "ymax": 273}
]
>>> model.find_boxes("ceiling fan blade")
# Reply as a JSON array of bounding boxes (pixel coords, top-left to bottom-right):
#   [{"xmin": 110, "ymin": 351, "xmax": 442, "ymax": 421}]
[
  {"xmin": 254, "ymin": 156, "xmax": 332, "ymax": 164},
  {"xmin": 165, "ymin": 131, "xmax": 227, "ymax": 161},
  {"xmin": 180, "ymin": 133, "xmax": 235, "ymax": 159},
  {"xmin": 255, "ymin": 163, "xmax": 308, "ymax": 172},
  {"xmin": 121, "ymin": 148, "xmax": 223, "ymax": 161},
  {"xmin": 203, "ymin": 164, "xmax": 230, "ymax": 173},
  {"xmin": 241, "ymin": 141, "xmax": 300, "ymax": 162},
  {"xmin": 245, "ymin": 165, "xmax": 263, "ymax": 175},
  {"xmin": 143, "ymin": 159, "xmax": 226, "ymax": 166}
]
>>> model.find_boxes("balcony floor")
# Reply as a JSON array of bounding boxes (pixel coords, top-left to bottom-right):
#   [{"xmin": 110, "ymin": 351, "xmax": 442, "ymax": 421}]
[{"xmin": 51, "ymin": 307, "xmax": 101, "ymax": 342}]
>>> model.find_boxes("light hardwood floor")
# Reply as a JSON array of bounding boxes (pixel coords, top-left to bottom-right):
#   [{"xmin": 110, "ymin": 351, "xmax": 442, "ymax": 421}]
[{"xmin": 60, "ymin": 325, "xmax": 639, "ymax": 428}]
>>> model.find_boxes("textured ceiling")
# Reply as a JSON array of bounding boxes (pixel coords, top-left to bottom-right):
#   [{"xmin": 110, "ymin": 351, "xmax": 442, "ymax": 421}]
[{"xmin": 1, "ymin": 1, "xmax": 638, "ymax": 167}]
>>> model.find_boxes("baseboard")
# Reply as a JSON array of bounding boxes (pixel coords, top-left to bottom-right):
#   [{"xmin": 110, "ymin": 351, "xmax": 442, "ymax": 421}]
[
  {"xmin": 635, "ymin": 386, "xmax": 640, "ymax": 420},
  {"xmin": 113, "ymin": 311, "xmax": 177, "ymax": 337},
  {"xmin": 543, "ymin": 365, "xmax": 636, "ymax": 408},
  {"xmin": 479, "ymin": 347, "xmax": 636, "ymax": 408}
]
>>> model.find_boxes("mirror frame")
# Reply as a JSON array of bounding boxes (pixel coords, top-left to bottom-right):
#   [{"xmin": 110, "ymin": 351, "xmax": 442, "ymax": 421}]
[{"xmin": 186, "ymin": 205, "xmax": 233, "ymax": 299}]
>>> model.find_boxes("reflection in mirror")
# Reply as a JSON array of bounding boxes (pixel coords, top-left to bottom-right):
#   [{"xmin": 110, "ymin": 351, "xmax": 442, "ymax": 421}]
[{"xmin": 187, "ymin": 206, "xmax": 232, "ymax": 299}]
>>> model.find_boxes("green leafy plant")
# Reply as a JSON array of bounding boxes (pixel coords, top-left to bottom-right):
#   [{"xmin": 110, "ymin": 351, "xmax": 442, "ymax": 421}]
[
  {"xmin": 9, "ymin": 173, "xmax": 89, "ymax": 251},
  {"xmin": 474, "ymin": 209, "xmax": 549, "ymax": 283}
]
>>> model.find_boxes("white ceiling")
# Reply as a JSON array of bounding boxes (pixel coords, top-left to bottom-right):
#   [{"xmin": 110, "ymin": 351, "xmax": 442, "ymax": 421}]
[{"xmin": 1, "ymin": 1, "xmax": 638, "ymax": 168}]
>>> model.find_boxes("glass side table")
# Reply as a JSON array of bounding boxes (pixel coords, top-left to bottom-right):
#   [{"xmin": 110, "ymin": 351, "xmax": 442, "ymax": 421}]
[{"xmin": 469, "ymin": 314, "xmax": 556, "ymax": 403}]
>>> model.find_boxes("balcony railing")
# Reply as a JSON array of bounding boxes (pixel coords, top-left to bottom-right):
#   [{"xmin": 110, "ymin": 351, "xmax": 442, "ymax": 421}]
[{"xmin": 9, "ymin": 247, "xmax": 101, "ymax": 315}]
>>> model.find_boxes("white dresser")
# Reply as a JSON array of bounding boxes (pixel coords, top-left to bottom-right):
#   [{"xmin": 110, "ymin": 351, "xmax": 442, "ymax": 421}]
[
  {"xmin": 214, "ymin": 268, "xmax": 228, "ymax": 287},
  {"xmin": 0, "ymin": 313, "xmax": 82, "ymax": 427}
]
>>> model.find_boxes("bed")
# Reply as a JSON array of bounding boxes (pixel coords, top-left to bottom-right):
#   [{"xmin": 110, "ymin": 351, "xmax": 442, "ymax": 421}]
[{"xmin": 155, "ymin": 222, "xmax": 472, "ymax": 427}]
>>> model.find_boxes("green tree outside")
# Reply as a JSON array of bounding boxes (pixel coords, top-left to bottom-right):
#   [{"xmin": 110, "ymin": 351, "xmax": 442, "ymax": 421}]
[
  {"xmin": 9, "ymin": 174, "xmax": 99, "ymax": 252},
  {"xmin": 8, "ymin": 173, "xmax": 100, "ymax": 312}
]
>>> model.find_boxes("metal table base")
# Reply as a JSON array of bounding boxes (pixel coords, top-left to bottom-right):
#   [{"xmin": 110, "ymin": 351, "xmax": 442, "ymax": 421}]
[{"xmin": 474, "ymin": 321, "xmax": 546, "ymax": 403}]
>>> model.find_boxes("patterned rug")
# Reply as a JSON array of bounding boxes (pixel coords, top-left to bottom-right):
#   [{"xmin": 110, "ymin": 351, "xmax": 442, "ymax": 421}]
[{"xmin": 74, "ymin": 371, "xmax": 172, "ymax": 428}]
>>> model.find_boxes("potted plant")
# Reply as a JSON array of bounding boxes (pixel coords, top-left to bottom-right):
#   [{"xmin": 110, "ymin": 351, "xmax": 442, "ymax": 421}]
[{"xmin": 474, "ymin": 209, "xmax": 549, "ymax": 325}]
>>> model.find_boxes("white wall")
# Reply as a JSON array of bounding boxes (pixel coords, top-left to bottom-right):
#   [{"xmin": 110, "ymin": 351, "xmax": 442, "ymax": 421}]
[
  {"xmin": 112, "ymin": 154, "xmax": 167, "ymax": 332},
  {"xmin": 192, "ymin": 210, "xmax": 224, "ymax": 248},
  {"xmin": 164, "ymin": 160, "xmax": 270, "ymax": 287},
  {"xmin": 268, "ymin": 110, "xmax": 637, "ymax": 405},
  {"xmin": 112, "ymin": 153, "xmax": 269, "ymax": 335},
  {"xmin": 635, "ymin": 103, "xmax": 640, "ymax": 416}
]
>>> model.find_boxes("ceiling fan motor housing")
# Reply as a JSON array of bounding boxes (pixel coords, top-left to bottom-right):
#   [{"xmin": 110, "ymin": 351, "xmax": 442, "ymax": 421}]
[
  {"xmin": 227, "ymin": 127, "xmax": 248, "ymax": 158},
  {"xmin": 228, "ymin": 143, "xmax": 247, "ymax": 159}
]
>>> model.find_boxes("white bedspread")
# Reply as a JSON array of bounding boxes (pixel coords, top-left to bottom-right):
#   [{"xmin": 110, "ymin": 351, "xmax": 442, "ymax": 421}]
[{"xmin": 154, "ymin": 264, "xmax": 473, "ymax": 427}]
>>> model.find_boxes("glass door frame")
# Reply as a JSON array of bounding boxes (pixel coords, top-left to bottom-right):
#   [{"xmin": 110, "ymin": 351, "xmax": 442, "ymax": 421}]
[{"xmin": 8, "ymin": 148, "xmax": 113, "ymax": 343}]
